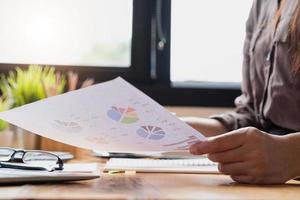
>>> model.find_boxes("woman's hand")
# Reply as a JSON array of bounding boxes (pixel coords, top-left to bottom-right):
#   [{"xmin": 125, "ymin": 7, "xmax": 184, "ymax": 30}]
[{"xmin": 189, "ymin": 127, "xmax": 300, "ymax": 184}]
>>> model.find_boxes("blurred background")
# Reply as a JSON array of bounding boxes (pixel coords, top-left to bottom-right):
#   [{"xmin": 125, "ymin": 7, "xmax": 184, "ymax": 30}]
[{"xmin": 0, "ymin": 0, "xmax": 252, "ymax": 156}]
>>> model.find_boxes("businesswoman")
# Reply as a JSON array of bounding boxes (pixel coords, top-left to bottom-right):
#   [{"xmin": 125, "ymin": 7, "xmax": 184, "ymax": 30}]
[{"xmin": 184, "ymin": 0, "xmax": 300, "ymax": 184}]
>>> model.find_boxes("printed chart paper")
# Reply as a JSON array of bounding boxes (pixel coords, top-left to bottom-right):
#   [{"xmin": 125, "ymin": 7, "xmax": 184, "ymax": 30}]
[{"xmin": 0, "ymin": 77, "xmax": 206, "ymax": 152}]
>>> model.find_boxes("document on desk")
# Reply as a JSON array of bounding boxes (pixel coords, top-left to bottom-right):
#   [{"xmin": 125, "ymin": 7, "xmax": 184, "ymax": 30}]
[{"xmin": 0, "ymin": 77, "xmax": 206, "ymax": 152}]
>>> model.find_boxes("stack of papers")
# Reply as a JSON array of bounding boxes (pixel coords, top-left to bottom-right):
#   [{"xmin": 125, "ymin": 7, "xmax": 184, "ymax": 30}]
[
  {"xmin": 0, "ymin": 77, "xmax": 206, "ymax": 153},
  {"xmin": 0, "ymin": 163, "xmax": 100, "ymax": 184}
]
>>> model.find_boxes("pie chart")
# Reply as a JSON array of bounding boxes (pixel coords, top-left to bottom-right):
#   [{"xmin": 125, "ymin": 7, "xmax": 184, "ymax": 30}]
[
  {"xmin": 136, "ymin": 126, "xmax": 166, "ymax": 140},
  {"xmin": 107, "ymin": 106, "xmax": 139, "ymax": 124}
]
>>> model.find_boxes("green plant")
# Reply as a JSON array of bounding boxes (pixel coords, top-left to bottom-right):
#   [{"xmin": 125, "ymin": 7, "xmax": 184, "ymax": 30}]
[
  {"xmin": 1, "ymin": 65, "xmax": 66, "ymax": 108},
  {"xmin": 0, "ymin": 65, "xmax": 94, "ymax": 132},
  {"xmin": 0, "ymin": 97, "xmax": 10, "ymax": 131},
  {"xmin": 0, "ymin": 65, "xmax": 66, "ymax": 131}
]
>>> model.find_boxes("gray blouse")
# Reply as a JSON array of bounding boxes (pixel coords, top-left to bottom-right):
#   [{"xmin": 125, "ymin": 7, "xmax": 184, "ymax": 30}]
[{"xmin": 212, "ymin": 0, "xmax": 300, "ymax": 134}]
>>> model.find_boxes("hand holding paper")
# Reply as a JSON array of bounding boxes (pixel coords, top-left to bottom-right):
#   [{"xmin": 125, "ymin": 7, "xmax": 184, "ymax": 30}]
[{"xmin": 0, "ymin": 77, "xmax": 206, "ymax": 152}]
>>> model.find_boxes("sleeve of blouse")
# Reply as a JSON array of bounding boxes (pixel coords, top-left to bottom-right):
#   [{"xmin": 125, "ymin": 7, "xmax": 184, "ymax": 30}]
[{"xmin": 210, "ymin": 0, "xmax": 260, "ymax": 131}]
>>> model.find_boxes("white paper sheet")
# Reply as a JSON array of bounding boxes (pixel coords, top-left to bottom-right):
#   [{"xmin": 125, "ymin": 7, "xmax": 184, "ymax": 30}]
[
  {"xmin": 0, "ymin": 77, "xmax": 206, "ymax": 152},
  {"xmin": 0, "ymin": 163, "xmax": 100, "ymax": 184}
]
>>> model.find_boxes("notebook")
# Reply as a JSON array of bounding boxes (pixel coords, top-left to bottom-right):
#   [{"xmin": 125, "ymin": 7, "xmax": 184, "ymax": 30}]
[{"xmin": 104, "ymin": 158, "xmax": 219, "ymax": 174}]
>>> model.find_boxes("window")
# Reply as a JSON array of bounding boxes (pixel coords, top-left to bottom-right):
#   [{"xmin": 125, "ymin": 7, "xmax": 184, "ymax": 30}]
[
  {"xmin": 0, "ymin": 0, "xmax": 254, "ymax": 107},
  {"xmin": 171, "ymin": 0, "xmax": 253, "ymax": 83},
  {"xmin": 0, "ymin": 0, "xmax": 132, "ymax": 67},
  {"xmin": 0, "ymin": 0, "xmax": 152, "ymax": 83},
  {"xmin": 141, "ymin": 0, "xmax": 255, "ymax": 106}
]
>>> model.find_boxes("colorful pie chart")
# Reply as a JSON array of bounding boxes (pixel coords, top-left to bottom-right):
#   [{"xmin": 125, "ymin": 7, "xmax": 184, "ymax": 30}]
[
  {"xmin": 136, "ymin": 126, "xmax": 166, "ymax": 140},
  {"xmin": 107, "ymin": 106, "xmax": 139, "ymax": 124}
]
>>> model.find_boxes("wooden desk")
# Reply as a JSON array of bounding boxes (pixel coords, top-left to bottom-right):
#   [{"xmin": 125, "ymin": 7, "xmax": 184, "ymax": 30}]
[
  {"xmin": 1, "ymin": 105, "xmax": 299, "ymax": 199},
  {"xmin": 0, "ymin": 155, "xmax": 300, "ymax": 200}
]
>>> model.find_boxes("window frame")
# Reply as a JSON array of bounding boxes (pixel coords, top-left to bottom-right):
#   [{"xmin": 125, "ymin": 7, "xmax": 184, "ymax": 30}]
[{"xmin": 141, "ymin": 0, "xmax": 241, "ymax": 107}]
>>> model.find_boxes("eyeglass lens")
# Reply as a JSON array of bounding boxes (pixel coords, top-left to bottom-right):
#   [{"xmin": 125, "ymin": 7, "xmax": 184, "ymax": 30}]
[
  {"xmin": 23, "ymin": 151, "xmax": 59, "ymax": 165},
  {"xmin": 0, "ymin": 148, "xmax": 15, "ymax": 162}
]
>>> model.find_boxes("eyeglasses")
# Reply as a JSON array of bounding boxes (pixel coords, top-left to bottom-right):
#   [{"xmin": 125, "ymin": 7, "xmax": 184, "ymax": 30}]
[{"xmin": 0, "ymin": 147, "xmax": 64, "ymax": 171}]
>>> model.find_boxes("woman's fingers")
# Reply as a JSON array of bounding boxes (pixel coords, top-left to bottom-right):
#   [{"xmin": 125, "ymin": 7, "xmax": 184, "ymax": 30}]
[
  {"xmin": 218, "ymin": 162, "xmax": 248, "ymax": 175},
  {"xmin": 230, "ymin": 175, "xmax": 254, "ymax": 184},
  {"xmin": 190, "ymin": 127, "xmax": 250, "ymax": 155},
  {"xmin": 208, "ymin": 145, "xmax": 246, "ymax": 163}
]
